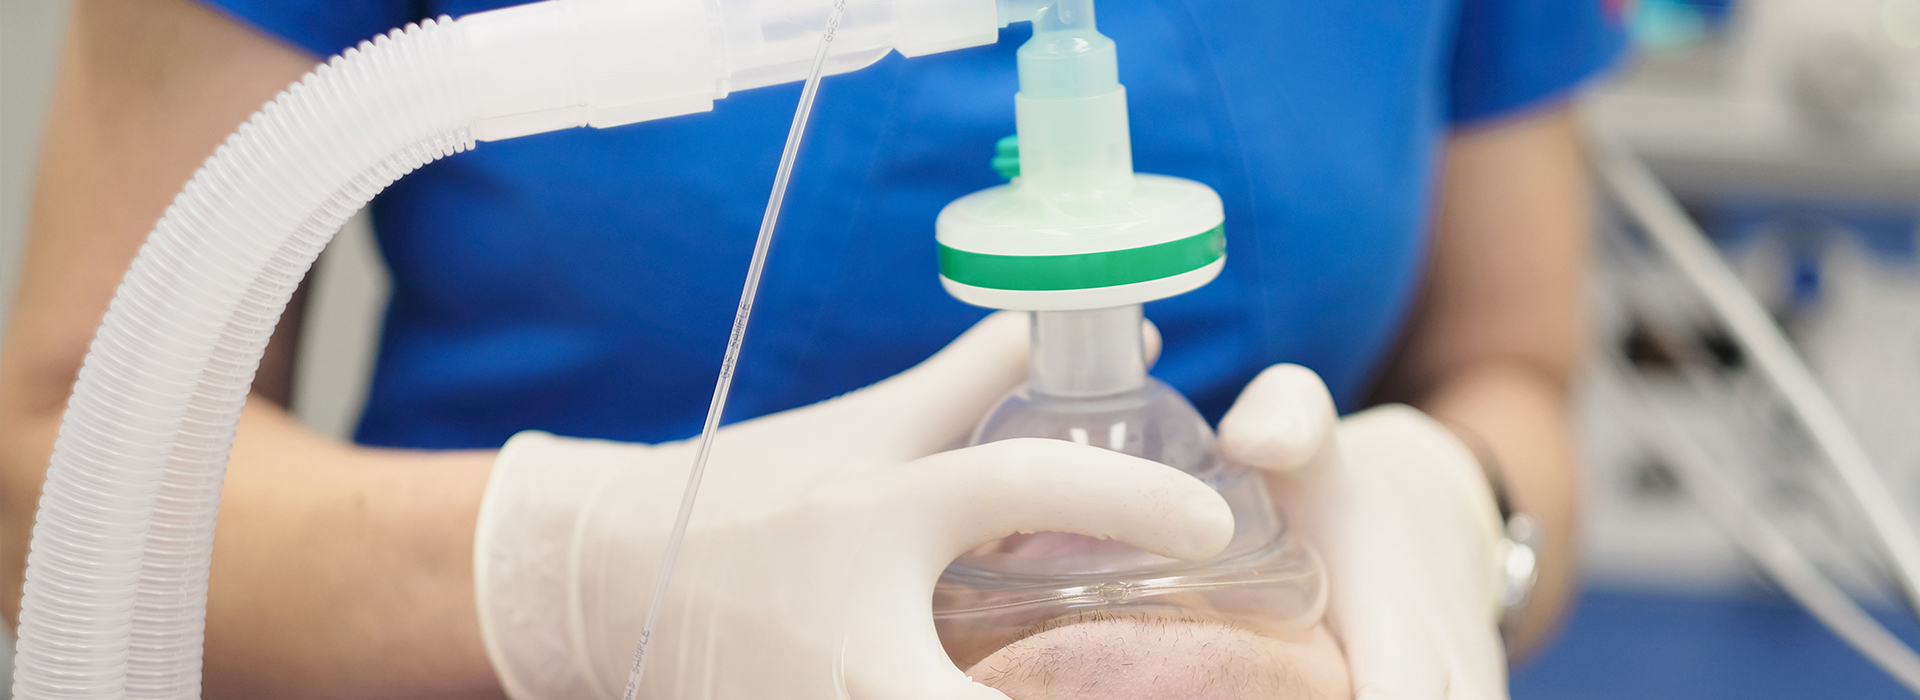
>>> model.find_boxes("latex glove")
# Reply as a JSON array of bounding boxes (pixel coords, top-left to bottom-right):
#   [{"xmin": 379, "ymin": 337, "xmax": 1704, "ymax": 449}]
[
  {"xmin": 473, "ymin": 313, "xmax": 1236, "ymax": 700},
  {"xmin": 1218, "ymin": 364, "xmax": 1509, "ymax": 700}
]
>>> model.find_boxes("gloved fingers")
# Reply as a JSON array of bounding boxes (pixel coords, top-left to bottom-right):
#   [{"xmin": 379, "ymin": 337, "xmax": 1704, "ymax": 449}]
[
  {"xmin": 848, "ymin": 638, "xmax": 1015, "ymax": 700},
  {"xmin": 837, "ymin": 438, "xmax": 1227, "ymax": 700},
  {"xmin": 715, "ymin": 311, "xmax": 1031, "ymax": 463},
  {"xmin": 1333, "ymin": 536, "xmax": 1455, "ymax": 700},
  {"xmin": 1342, "ymin": 617, "xmax": 1454, "ymax": 700},
  {"xmin": 885, "ymin": 438, "xmax": 1236, "ymax": 564},
  {"xmin": 890, "ymin": 676, "xmax": 1016, "ymax": 700},
  {"xmin": 853, "ymin": 313, "xmax": 1160, "ymax": 458},
  {"xmin": 1142, "ymin": 317, "xmax": 1163, "ymax": 367},
  {"xmin": 701, "ymin": 313, "xmax": 1169, "ymax": 471},
  {"xmin": 1218, "ymin": 364, "xmax": 1339, "ymax": 475},
  {"xmin": 1445, "ymin": 659, "xmax": 1510, "ymax": 700}
]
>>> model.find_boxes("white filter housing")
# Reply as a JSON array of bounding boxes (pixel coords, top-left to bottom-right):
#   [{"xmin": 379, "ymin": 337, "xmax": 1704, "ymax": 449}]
[
  {"xmin": 934, "ymin": 0, "xmax": 1226, "ymax": 311},
  {"xmin": 937, "ymin": 173, "xmax": 1225, "ymax": 310}
]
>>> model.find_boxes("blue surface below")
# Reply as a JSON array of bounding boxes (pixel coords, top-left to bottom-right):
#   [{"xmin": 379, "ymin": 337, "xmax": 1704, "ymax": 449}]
[{"xmin": 1512, "ymin": 586, "xmax": 1920, "ymax": 699}]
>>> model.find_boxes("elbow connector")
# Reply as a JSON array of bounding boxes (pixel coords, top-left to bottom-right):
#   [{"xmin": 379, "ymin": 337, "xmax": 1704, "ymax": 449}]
[{"xmin": 459, "ymin": 0, "xmax": 1005, "ymax": 141}]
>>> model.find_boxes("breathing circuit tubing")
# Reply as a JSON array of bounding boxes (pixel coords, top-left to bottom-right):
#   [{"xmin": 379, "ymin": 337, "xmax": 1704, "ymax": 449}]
[{"xmin": 7, "ymin": 0, "xmax": 1014, "ymax": 696}]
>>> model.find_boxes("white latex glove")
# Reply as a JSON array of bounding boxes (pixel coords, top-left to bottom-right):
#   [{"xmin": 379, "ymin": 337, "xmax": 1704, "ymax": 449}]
[
  {"xmin": 473, "ymin": 313, "xmax": 1236, "ymax": 700},
  {"xmin": 1218, "ymin": 364, "xmax": 1510, "ymax": 700}
]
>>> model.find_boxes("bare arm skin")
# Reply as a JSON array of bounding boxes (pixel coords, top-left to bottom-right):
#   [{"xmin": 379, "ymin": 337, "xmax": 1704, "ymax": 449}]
[
  {"xmin": 1377, "ymin": 105, "xmax": 1592, "ymax": 654},
  {"xmin": 0, "ymin": 1, "xmax": 505, "ymax": 697}
]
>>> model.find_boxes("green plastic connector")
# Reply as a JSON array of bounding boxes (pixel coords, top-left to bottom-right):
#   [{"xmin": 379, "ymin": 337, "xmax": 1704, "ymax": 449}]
[{"xmin": 992, "ymin": 134, "xmax": 1020, "ymax": 180}]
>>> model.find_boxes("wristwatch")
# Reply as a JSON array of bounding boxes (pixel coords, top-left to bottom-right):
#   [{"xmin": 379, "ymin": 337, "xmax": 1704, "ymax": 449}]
[
  {"xmin": 1441, "ymin": 420, "xmax": 1542, "ymax": 647},
  {"xmin": 1493, "ymin": 509, "xmax": 1543, "ymax": 645}
]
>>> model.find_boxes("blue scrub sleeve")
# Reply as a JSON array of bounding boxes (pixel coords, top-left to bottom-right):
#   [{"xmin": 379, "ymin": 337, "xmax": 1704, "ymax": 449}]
[
  {"xmin": 194, "ymin": 0, "xmax": 425, "ymax": 59},
  {"xmin": 1449, "ymin": 0, "xmax": 1631, "ymax": 125}
]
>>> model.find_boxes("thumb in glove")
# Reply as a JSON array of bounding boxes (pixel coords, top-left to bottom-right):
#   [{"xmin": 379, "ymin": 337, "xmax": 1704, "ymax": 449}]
[
  {"xmin": 566, "ymin": 437, "xmax": 1235, "ymax": 700},
  {"xmin": 1216, "ymin": 364, "xmax": 1510, "ymax": 700}
]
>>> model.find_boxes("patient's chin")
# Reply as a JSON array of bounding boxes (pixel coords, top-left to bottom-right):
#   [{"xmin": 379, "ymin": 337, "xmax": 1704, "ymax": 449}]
[{"xmin": 964, "ymin": 616, "xmax": 1350, "ymax": 700}]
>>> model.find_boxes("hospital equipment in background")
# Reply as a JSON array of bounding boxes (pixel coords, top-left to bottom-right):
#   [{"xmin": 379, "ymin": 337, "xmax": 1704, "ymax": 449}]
[
  {"xmin": 1587, "ymin": 132, "xmax": 1920, "ymax": 693},
  {"xmin": 1574, "ymin": 0, "xmax": 1920, "ymax": 693},
  {"xmin": 1593, "ymin": 0, "xmax": 1920, "ymax": 202}
]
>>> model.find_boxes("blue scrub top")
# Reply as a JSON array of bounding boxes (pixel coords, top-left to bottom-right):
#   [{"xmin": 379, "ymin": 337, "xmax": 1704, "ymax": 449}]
[{"xmin": 199, "ymin": 0, "xmax": 1625, "ymax": 449}]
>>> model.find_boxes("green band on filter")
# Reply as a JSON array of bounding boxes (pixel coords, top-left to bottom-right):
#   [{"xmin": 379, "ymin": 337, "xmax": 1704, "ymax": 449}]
[{"xmin": 939, "ymin": 224, "xmax": 1225, "ymax": 291}]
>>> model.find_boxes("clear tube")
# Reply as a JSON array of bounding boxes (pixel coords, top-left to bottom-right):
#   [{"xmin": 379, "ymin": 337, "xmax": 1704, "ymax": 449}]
[
  {"xmin": 1028, "ymin": 306, "xmax": 1147, "ymax": 397},
  {"xmin": 618, "ymin": 1, "xmax": 849, "ymax": 696},
  {"xmin": 933, "ymin": 306, "xmax": 1325, "ymax": 668}
]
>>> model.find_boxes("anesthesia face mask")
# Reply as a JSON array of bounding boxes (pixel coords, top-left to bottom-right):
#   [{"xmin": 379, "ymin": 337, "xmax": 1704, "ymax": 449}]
[
  {"xmin": 927, "ymin": 0, "xmax": 1326, "ymax": 666},
  {"xmin": 931, "ymin": 306, "xmax": 1327, "ymax": 666}
]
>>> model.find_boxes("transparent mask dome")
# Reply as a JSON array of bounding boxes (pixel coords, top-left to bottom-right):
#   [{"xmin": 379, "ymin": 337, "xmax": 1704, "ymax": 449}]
[{"xmin": 933, "ymin": 306, "xmax": 1326, "ymax": 668}]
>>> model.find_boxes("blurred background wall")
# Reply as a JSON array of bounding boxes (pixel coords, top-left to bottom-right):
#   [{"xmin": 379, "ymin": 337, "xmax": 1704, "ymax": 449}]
[
  {"xmin": 2, "ymin": 3, "xmax": 69, "ymax": 342},
  {"xmin": 1, "ymin": 2, "xmax": 74, "ymax": 694}
]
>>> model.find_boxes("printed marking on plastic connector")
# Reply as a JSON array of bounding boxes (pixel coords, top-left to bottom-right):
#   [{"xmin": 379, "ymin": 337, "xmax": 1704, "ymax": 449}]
[{"xmin": 822, "ymin": 0, "xmax": 848, "ymax": 42}]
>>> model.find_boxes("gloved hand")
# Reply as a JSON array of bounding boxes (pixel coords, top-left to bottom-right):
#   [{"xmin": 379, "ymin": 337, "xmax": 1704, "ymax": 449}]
[
  {"xmin": 472, "ymin": 313, "xmax": 1237, "ymax": 700},
  {"xmin": 1218, "ymin": 364, "xmax": 1509, "ymax": 700}
]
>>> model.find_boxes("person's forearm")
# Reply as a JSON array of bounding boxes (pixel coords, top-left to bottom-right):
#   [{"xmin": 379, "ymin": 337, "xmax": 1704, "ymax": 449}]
[
  {"xmin": 1375, "ymin": 106, "xmax": 1591, "ymax": 654},
  {"xmin": 206, "ymin": 400, "xmax": 505, "ymax": 699},
  {"xmin": 1415, "ymin": 365, "xmax": 1577, "ymax": 654},
  {"xmin": 1, "ymin": 397, "xmax": 505, "ymax": 699},
  {"xmin": 0, "ymin": 3, "xmax": 507, "ymax": 694}
]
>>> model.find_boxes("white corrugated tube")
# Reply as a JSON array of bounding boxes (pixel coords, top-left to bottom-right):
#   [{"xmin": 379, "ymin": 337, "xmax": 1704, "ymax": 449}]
[{"xmin": 8, "ymin": 0, "xmax": 1003, "ymax": 697}]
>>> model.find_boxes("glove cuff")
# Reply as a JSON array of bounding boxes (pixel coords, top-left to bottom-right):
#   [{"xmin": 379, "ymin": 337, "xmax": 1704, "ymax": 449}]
[{"xmin": 475, "ymin": 431, "xmax": 629, "ymax": 700}]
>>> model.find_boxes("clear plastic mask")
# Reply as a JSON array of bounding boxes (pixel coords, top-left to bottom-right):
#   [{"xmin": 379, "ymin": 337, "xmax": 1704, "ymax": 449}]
[{"xmin": 934, "ymin": 306, "xmax": 1327, "ymax": 668}]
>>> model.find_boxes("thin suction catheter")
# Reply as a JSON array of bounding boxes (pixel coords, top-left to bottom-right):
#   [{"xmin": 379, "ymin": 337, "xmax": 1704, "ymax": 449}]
[{"xmin": 621, "ymin": 1, "xmax": 850, "ymax": 696}]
